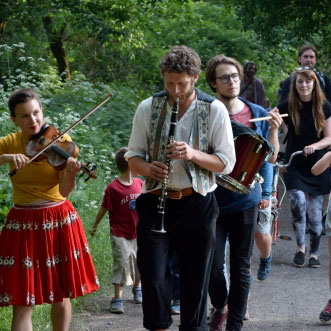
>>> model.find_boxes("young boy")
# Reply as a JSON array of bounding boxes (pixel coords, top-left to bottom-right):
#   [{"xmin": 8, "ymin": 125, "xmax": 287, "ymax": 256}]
[
  {"xmin": 90, "ymin": 147, "xmax": 143, "ymax": 314},
  {"xmin": 312, "ymin": 151, "xmax": 331, "ymax": 322}
]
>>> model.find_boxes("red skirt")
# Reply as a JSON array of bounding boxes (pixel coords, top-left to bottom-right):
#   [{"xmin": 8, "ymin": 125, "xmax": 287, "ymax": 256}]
[{"xmin": 0, "ymin": 200, "xmax": 99, "ymax": 306}]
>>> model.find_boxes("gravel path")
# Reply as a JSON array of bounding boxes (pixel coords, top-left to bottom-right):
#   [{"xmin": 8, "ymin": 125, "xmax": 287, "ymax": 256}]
[{"xmin": 70, "ymin": 191, "xmax": 331, "ymax": 331}]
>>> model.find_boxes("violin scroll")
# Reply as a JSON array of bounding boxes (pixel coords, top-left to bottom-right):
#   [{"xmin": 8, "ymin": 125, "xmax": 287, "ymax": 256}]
[{"xmin": 79, "ymin": 163, "xmax": 97, "ymax": 182}]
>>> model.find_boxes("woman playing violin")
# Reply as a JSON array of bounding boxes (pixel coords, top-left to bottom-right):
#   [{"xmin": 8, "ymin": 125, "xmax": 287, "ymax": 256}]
[{"xmin": 0, "ymin": 88, "xmax": 99, "ymax": 331}]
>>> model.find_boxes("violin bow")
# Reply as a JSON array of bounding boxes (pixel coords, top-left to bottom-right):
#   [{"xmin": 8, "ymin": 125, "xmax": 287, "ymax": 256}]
[{"xmin": 9, "ymin": 93, "xmax": 113, "ymax": 177}]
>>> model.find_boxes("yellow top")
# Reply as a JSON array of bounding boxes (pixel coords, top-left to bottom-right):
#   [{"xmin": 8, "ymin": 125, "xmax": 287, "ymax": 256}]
[{"xmin": 0, "ymin": 130, "xmax": 72, "ymax": 204}]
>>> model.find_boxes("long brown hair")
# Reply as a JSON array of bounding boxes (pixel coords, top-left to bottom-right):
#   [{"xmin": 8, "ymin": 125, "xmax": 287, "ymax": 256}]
[{"xmin": 288, "ymin": 69, "xmax": 325, "ymax": 137}]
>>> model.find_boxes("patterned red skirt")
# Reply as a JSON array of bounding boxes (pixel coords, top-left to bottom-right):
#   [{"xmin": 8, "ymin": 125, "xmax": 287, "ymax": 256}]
[{"xmin": 0, "ymin": 200, "xmax": 99, "ymax": 306}]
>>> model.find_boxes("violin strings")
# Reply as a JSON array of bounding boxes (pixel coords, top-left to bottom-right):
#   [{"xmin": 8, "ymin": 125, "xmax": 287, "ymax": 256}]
[{"xmin": 51, "ymin": 144, "xmax": 71, "ymax": 159}]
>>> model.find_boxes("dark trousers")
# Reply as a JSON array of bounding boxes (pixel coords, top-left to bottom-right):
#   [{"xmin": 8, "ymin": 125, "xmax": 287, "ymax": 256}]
[
  {"xmin": 136, "ymin": 192, "xmax": 218, "ymax": 331},
  {"xmin": 168, "ymin": 253, "xmax": 180, "ymax": 300},
  {"xmin": 208, "ymin": 206, "xmax": 257, "ymax": 331}
]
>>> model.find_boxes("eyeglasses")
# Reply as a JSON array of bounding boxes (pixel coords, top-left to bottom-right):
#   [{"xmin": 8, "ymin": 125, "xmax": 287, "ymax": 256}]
[
  {"xmin": 296, "ymin": 66, "xmax": 313, "ymax": 72},
  {"xmin": 215, "ymin": 73, "xmax": 240, "ymax": 84}
]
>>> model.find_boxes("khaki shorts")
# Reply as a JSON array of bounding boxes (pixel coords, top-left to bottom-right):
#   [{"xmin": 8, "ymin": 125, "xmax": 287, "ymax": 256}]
[{"xmin": 111, "ymin": 235, "xmax": 139, "ymax": 286}]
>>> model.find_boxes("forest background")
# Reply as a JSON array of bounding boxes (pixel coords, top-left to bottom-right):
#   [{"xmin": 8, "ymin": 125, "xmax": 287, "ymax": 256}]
[{"xmin": 0, "ymin": 0, "xmax": 330, "ymax": 329}]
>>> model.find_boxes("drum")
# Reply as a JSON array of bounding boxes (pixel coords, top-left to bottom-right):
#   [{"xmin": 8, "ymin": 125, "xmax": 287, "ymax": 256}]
[{"xmin": 216, "ymin": 134, "xmax": 273, "ymax": 194}]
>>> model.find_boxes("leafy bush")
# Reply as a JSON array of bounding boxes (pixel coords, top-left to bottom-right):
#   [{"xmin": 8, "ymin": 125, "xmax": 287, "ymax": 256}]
[{"xmin": 0, "ymin": 178, "xmax": 11, "ymax": 226}]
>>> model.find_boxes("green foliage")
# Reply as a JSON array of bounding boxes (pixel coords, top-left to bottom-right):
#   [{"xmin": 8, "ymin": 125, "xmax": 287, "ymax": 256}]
[
  {"xmin": 224, "ymin": 0, "xmax": 330, "ymax": 43},
  {"xmin": 0, "ymin": 42, "xmax": 62, "ymax": 95},
  {"xmin": 0, "ymin": 178, "xmax": 11, "ymax": 226},
  {"xmin": 132, "ymin": 0, "xmax": 295, "ymax": 104},
  {"xmin": 0, "ymin": 306, "xmax": 12, "ymax": 331},
  {"xmin": 224, "ymin": 0, "xmax": 331, "ymax": 76}
]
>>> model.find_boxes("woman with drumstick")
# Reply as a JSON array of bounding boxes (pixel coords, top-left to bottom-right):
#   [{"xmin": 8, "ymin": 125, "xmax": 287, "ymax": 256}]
[
  {"xmin": 277, "ymin": 67, "xmax": 331, "ymax": 268},
  {"xmin": 0, "ymin": 88, "xmax": 99, "ymax": 330}
]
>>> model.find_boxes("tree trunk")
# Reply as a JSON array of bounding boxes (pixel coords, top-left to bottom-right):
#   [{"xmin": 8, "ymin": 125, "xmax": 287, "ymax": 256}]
[
  {"xmin": 0, "ymin": 21, "xmax": 7, "ymax": 34},
  {"xmin": 42, "ymin": 16, "xmax": 71, "ymax": 81}
]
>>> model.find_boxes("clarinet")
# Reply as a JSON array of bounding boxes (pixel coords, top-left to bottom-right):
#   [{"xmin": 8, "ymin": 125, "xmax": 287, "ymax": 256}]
[{"xmin": 151, "ymin": 98, "xmax": 179, "ymax": 233}]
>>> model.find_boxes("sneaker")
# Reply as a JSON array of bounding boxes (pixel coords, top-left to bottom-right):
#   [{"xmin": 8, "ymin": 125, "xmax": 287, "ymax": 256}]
[
  {"xmin": 208, "ymin": 307, "xmax": 228, "ymax": 331},
  {"xmin": 110, "ymin": 298, "xmax": 124, "ymax": 314},
  {"xmin": 257, "ymin": 255, "xmax": 272, "ymax": 280},
  {"xmin": 132, "ymin": 286, "xmax": 142, "ymax": 304},
  {"xmin": 320, "ymin": 299, "xmax": 331, "ymax": 323},
  {"xmin": 308, "ymin": 257, "xmax": 321, "ymax": 268},
  {"xmin": 293, "ymin": 251, "xmax": 305, "ymax": 267},
  {"xmin": 171, "ymin": 299, "xmax": 180, "ymax": 315}
]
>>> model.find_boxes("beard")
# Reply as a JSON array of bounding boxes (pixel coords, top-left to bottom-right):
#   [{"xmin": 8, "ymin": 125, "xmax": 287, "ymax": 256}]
[
  {"xmin": 219, "ymin": 90, "xmax": 238, "ymax": 101},
  {"xmin": 166, "ymin": 78, "xmax": 196, "ymax": 105},
  {"xmin": 182, "ymin": 82, "xmax": 195, "ymax": 102}
]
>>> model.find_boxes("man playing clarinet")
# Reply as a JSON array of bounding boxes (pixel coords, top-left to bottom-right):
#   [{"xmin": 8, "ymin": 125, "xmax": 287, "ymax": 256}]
[{"xmin": 126, "ymin": 45, "xmax": 236, "ymax": 331}]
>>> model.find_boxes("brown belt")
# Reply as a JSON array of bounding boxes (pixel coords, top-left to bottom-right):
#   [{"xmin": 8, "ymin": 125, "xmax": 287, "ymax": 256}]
[{"xmin": 149, "ymin": 187, "xmax": 195, "ymax": 199}]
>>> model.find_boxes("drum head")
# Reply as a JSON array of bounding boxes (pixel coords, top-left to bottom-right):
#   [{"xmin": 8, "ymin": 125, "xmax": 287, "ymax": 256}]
[{"xmin": 216, "ymin": 174, "xmax": 250, "ymax": 195}]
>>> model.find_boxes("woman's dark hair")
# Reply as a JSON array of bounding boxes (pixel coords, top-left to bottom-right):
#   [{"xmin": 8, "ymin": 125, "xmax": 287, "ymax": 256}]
[
  {"xmin": 205, "ymin": 54, "xmax": 243, "ymax": 93},
  {"xmin": 288, "ymin": 68, "xmax": 325, "ymax": 137},
  {"xmin": 8, "ymin": 88, "xmax": 41, "ymax": 117},
  {"xmin": 115, "ymin": 147, "xmax": 129, "ymax": 173},
  {"xmin": 159, "ymin": 45, "xmax": 201, "ymax": 76}
]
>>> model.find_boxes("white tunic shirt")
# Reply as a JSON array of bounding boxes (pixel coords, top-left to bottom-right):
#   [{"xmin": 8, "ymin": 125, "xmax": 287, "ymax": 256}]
[{"xmin": 126, "ymin": 95, "xmax": 235, "ymax": 194}]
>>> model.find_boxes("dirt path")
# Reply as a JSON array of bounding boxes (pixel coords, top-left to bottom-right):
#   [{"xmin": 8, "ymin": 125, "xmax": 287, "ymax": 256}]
[{"xmin": 70, "ymin": 192, "xmax": 331, "ymax": 331}]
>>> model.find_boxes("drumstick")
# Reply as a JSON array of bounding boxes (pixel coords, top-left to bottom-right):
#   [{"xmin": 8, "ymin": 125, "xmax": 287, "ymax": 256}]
[{"xmin": 249, "ymin": 113, "xmax": 288, "ymax": 123}]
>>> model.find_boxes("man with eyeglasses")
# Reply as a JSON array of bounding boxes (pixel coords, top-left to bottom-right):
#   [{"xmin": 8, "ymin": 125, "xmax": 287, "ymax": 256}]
[
  {"xmin": 239, "ymin": 61, "xmax": 268, "ymax": 108},
  {"xmin": 280, "ymin": 44, "xmax": 331, "ymax": 103},
  {"xmin": 205, "ymin": 54, "xmax": 282, "ymax": 331}
]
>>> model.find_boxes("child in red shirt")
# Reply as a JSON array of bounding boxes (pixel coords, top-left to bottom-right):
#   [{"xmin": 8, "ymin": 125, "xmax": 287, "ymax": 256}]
[{"xmin": 90, "ymin": 147, "xmax": 143, "ymax": 313}]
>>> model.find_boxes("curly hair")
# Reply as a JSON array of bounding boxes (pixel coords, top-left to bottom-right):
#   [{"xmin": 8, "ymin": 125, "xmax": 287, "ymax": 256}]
[
  {"xmin": 159, "ymin": 45, "xmax": 201, "ymax": 76},
  {"xmin": 205, "ymin": 54, "xmax": 243, "ymax": 93},
  {"xmin": 8, "ymin": 88, "xmax": 41, "ymax": 117}
]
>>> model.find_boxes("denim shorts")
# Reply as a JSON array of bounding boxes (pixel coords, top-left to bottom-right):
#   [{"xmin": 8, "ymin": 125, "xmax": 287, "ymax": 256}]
[{"xmin": 256, "ymin": 203, "xmax": 272, "ymax": 234}]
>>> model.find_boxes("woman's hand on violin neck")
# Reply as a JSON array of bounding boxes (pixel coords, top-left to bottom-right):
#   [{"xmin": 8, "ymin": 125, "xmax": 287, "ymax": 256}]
[
  {"xmin": 65, "ymin": 157, "xmax": 82, "ymax": 175},
  {"xmin": 59, "ymin": 157, "xmax": 81, "ymax": 197},
  {"xmin": 0, "ymin": 153, "xmax": 30, "ymax": 169}
]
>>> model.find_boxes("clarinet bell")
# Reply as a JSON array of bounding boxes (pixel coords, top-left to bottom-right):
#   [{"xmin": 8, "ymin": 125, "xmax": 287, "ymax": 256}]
[{"xmin": 151, "ymin": 213, "xmax": 166, "ymax": 233}]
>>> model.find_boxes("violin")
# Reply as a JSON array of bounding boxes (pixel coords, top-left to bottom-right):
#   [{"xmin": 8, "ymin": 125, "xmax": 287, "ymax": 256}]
[
  {"xmin": 8, "ymin": 93, "xmax": 113, "ymax": 178},
  {"xmin": 8, "ymin": 124, "xmax": 96, "ymax": 180},
  {"xmin": 26, "ymin": 125, "xmax": 97, "ymax": 180}
]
